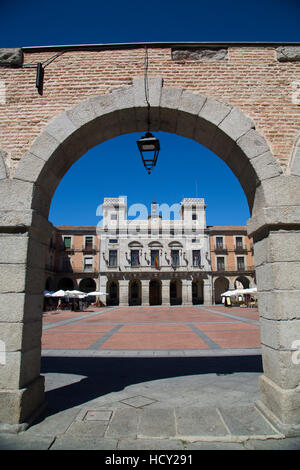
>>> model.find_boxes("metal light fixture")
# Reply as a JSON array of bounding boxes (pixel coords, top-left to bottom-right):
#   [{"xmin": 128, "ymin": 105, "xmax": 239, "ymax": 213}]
[
  {"xmin": 137, "ymin": 46, "xmax": 160, "ymax": 175},
  {"xmin": 137, "ymin": 132, "xmax": 160, "ymax": 175}
]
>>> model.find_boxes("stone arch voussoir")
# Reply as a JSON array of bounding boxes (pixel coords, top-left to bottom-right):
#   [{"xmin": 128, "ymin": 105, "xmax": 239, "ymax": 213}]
[{"xmin": 12, "ymin": 78, "xmax": 282, "ymax": 217}]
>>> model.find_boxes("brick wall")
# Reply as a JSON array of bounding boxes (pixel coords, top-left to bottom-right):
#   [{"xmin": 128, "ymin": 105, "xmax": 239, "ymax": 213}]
[{"xmin": 0, "ymin": 45, "xmax": 299, "ymax": 174}]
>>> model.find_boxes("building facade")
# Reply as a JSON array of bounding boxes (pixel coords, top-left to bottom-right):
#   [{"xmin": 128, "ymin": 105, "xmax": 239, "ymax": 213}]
[
  {"xmin": 45, "ymin": 225, "xmax": 100, "ymax": 294},
  {"xmin": 45, "ymin": 197, "xmax": 255, "ymax": 305}
]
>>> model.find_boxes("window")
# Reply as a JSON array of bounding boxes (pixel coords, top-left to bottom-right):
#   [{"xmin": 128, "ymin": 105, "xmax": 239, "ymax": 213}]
[
  {"xmin": 236, "ymin": 236, "xmax": 243, "ymax": 249},
  {"xmin": 131, "ymin": 250, "xmax": 140, "ymax": 266},
  {"xmin": 217, "ymin": 257, "xmax": 225, "ymax": 271},
  {"xmin": 111, "ymin": 214, "xmax": 117, "ymax": 220},
  {"xmin": 192, "ymin": 250, "xmax": 201, "ymax": 266},
  {"xmin": 109, "ymin": 239, "xmax": 118, "ymax": 244},
  {"xmin": 237, "ymin": 257, "xmax": 245, "ymax": 270},
  {"xmin": 109, "ymin": 250, "xmax": 118, "ymax": 267},
  {"xmin": 171, "ymin": 250, "xmax": 179, "ymax": 266},
  {"xmin": 151, "ymin": 250, "xmax": 159, "ymax": 267},
  {"xmin": 216, "ymin": 237, "xmax": 223, "ymax": 248},
  {"xmin": 63, "ymin": 236, "xmax": 71, "ymax": 249},
  {"xmin": 192, "ymin": 214, "xmax": 197, "ymax": 220},
  {"xmin": 85, "ymin": 236, "xmax": 93, "ymax": 248},
  {"xmin": 84, "ymin": 257, "xmax": 93, "ymax": 272}
]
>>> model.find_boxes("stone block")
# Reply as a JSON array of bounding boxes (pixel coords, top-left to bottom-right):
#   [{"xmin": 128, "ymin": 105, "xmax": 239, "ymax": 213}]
[
  {"xmin": 45, "ymin": 112, "xmax": 77, "ymax": 144},
  {"xmin": 0, "ymin": 150, "xmax": 7, "ymax": 180},
  {"xmin": 193, "ymin": 116, "xmax": 217, "ymax": 149},
  {"xmin": 118, "ymin": 107, "xmax": 137, "ymax": 134},
  {"xmin": 199, "ymin": 97, "xmax": 231, "ymax": 127},
  {"xmin": 160, "ymin": 86, "xmax": 183, "ymax": 110},
  {"xmin": 258, "ymin": 291, "xmax": 300, "ymax": 321},
  {"xmin": 237, "ymin": 129, "xmax": 270, "ymax": 159},
  {"xmin": 0, "ymin": 375, "xmax": 44, "ymax": 425},
  {"xmin": 276, "ymin": 46, "xmax": 300, "ymax": 62},
  {"xmin": 223, "ymin": 146, "xmax": 249, "ymax": 178},
  {"xmin": 28, "ymin": 131, "xmax": 61, "ymax": 163},
  {"xmin": 258, "ymin": 374, "xmax": 300, "ymax": 426},
  {"xmin": 0, "ymin": 48, "xmax": 23, "ymax": 67},
  {"xmin": 0, "ymin": 180, "xmax": 34, "ymax": 212},
  {"xmin": 260, "ymin": 176, "xmax": 300, "ymax": 208},
  {"xmin": 260, "ymin": 318, "xmax": 300, "ymax": 351},
  {"xmin": 178, "ymin": 90, "xmax": 206, "ymax": 116},
  {"xmin": 210, "ymin": 128, "xmax": 236, "ymax": 161},
  {"xmin": 172, "ymin": 47, "xmax": 228, "ymax": 61},
  {"xmin": 66, "ymin": 98, "xmax": 97, "ymax": 128},
  {"xmin": 0, "ymin": 320, "xmax": 42, "ymax": 352},
  {"xmin": 176, "ymin": 110, "xmax": 198, "ymax": 139},
  {"xmin": 0, "ymin": 293, "xmax": 43, "ymax": 323},
  {"xmin": 219, "ymin": 107, "xmax": 254, "ymax": 141},
  {"xmin": 260, "ymin": 345, "xmax": 300, "ymax": 390},
  {"xmin": 89, "ymin": 92, "xmax": 116, "ymax": 117},
  {"xmin": 133, "ymin": 76, "xmax": 163, "ymax": 108},
  {"xmin": 248, "ymin": 206, "xmax": 300, "ymax": 237},
  {"xmin": 0, "ymin": 264, "xmax": 45, "ymax": 294},
  {"xmin": 256, "ymin": 262, "xmax": 300, "ymax": 291},
  {"xmin": 250, "ymin": 151, "xmax": 283, "ymax": 182},
  {"xmin": 290, "ymin": 145, "xmax": 300, "ymax": 176},
  {"xmin": 13, "ymin": 152, "xmax": 45, "ymax": 184},
  {"xmin": 0, "ymin": 347, "xmax": 41, "ymax": 389}
]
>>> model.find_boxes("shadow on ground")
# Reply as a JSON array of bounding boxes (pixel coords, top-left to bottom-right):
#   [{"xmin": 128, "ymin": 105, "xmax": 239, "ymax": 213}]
[{"xmin": 39, "ymin": 355, "xmax": 263, "ymax": 420}]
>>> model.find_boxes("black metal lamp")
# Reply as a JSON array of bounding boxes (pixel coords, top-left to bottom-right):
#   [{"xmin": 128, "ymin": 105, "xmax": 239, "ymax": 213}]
[
  {"xmin": 137, "ymin": 46, "xmax": 161, "ymax": 175},
  {"xmin": 137, "ymin": 131, "xmax": 160, "ymax": 175}
]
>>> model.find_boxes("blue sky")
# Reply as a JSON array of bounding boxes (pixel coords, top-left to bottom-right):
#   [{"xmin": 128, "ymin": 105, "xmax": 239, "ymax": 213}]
[{"xmin": 1, "ymin": 0, "xmax": 299, "ymax": 227}]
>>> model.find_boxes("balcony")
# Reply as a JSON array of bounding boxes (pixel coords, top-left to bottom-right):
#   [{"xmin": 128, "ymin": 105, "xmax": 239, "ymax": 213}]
[
  {"xmin": 214, "ymin": 244, "xmax": 228, "ymax": 253},
  {"xmin": 234, "ymin": 245, "xmax": 248, "ymax": 253},
  {"xmin": 215, "ymin": 264, "xmax": 255, "ymax": 273},
  {"xmin": 82, "ymin": 245, "xmax": 97, "ymax": 254}
]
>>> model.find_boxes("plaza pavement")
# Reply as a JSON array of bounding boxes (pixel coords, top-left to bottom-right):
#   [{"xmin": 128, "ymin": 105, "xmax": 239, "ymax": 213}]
[{"xmin": 1, "ymin": 305, "xmax": 300, "ymax": 451}]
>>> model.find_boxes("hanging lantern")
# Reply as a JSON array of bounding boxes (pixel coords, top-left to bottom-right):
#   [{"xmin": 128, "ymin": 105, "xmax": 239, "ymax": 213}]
[{"xmin": 137, "ymin": 132, "xmax": 160, "ymax": 175}]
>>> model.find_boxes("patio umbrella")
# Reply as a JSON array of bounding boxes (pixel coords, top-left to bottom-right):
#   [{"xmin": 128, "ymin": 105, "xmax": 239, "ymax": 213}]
[
  {"xmin": 44, "ymin": 290, "xmax": 54, "ymax": 297},
  {"xmin": 65, "ymin": 290, "xmax": 86, "ymax": 298},
  {"xmin": 51, "ymin": 289, "xmax": 66, "ymax": 297},
  {"xmin": 86, "ymin": 291, "xmax": 108, "ymax": 296}
]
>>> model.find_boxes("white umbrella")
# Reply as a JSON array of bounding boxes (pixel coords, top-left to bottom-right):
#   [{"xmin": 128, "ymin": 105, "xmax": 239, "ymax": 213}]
[
  {"xmin": 51, "ymin": 289, "xmax": 67, "ymax": 297},
  {"xmin": 86, "ymin": 291, "xmax": 108, "ymax": 296},
  {"xmin": 44, "ymin": 290, "xmax": 54, "ymax": 297},
  {"xmin": 65, "ymin": 290, "xmax": 86, "ymax": 298},
  {"xmin": 221, "ymin": 287, "xmax": 257, "ymax": 297}
]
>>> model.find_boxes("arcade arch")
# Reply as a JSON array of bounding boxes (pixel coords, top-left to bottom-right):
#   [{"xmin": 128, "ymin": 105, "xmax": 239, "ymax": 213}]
[{"xmin": 1, "ymin": 79, "xmax": 299, "ymax": 435}]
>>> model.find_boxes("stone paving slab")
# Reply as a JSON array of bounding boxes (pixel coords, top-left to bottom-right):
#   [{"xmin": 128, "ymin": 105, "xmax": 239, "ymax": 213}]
[
  {"xmin": 219, "ymin": 405, "xmax": 279, "ymax": 438},
  {"xmin": 0, "ymin": 433, "xmax": 54, "ymax": 450},
  {"xmin": 175, "ymin": 407, "xmax": 228, "ymax": 438}
]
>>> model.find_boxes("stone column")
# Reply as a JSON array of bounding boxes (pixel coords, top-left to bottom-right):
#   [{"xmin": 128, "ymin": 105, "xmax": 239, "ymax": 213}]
[
  {"xmin": 141, "ymin": 279, "xmax": 149, "ymax": 306},
  {"xmin": 99, "ymin": 274, "xmax": 108, "ymax": 306},
  {"xmin": 119, "ymin": 279, "xmax": 128, "ymax": 306},
  {"xmin": 161, "ymin": 279, "xmax": 170, "ymax": 306},
  {"xmin": 247, "ymin": 179, "xmax": 300, "ymax": 437},
  {"xmin": 182, "ymin": 279, "xmax": 193, "ymax": 305},
  {"xmin": 203, "ymin": 276, "xmax": 213, "ymax": 305},
  {"xmin": 0, "ymin": 209, "xmax": 50, "ymax": 430}
]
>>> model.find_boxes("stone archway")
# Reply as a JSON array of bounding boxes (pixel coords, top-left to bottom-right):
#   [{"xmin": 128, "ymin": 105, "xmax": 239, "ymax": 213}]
[
  {"xmin": 106, "ymin": 280, "xmax": 119, "ymax": 306},
  {"xmin": 214, "ymin": 277, "xmax": 229, "ymax": 304},
  {"xmin": 129, "ymin": 279, "xmax": 141, "ymax": 306},
  {"xmin": 149, "ymin": 279, "xmax": 162, "ymax": 306},
  {"xmin": 57, "ymin": 277, "xmax": 74, "ymax": 291},
  {"xmin": 1, "ymin": 78, "xmax": 300, "ymax": 435},
  {"xmin": 79, "ymin": 278, "xmax": 96, "ymax": 293},
  {"xmin": 234, "ymin": 276, "xmax": 250, "ymax": 289},
  {"xmin": 170, "ymin": 279, "xmax": 182, "ymax": 305}
]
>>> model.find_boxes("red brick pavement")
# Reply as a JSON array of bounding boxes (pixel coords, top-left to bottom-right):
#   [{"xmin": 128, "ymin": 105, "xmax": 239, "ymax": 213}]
[{"xmin": 42, "ymin": 306, "xmax": 260, "ymax": 351}]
